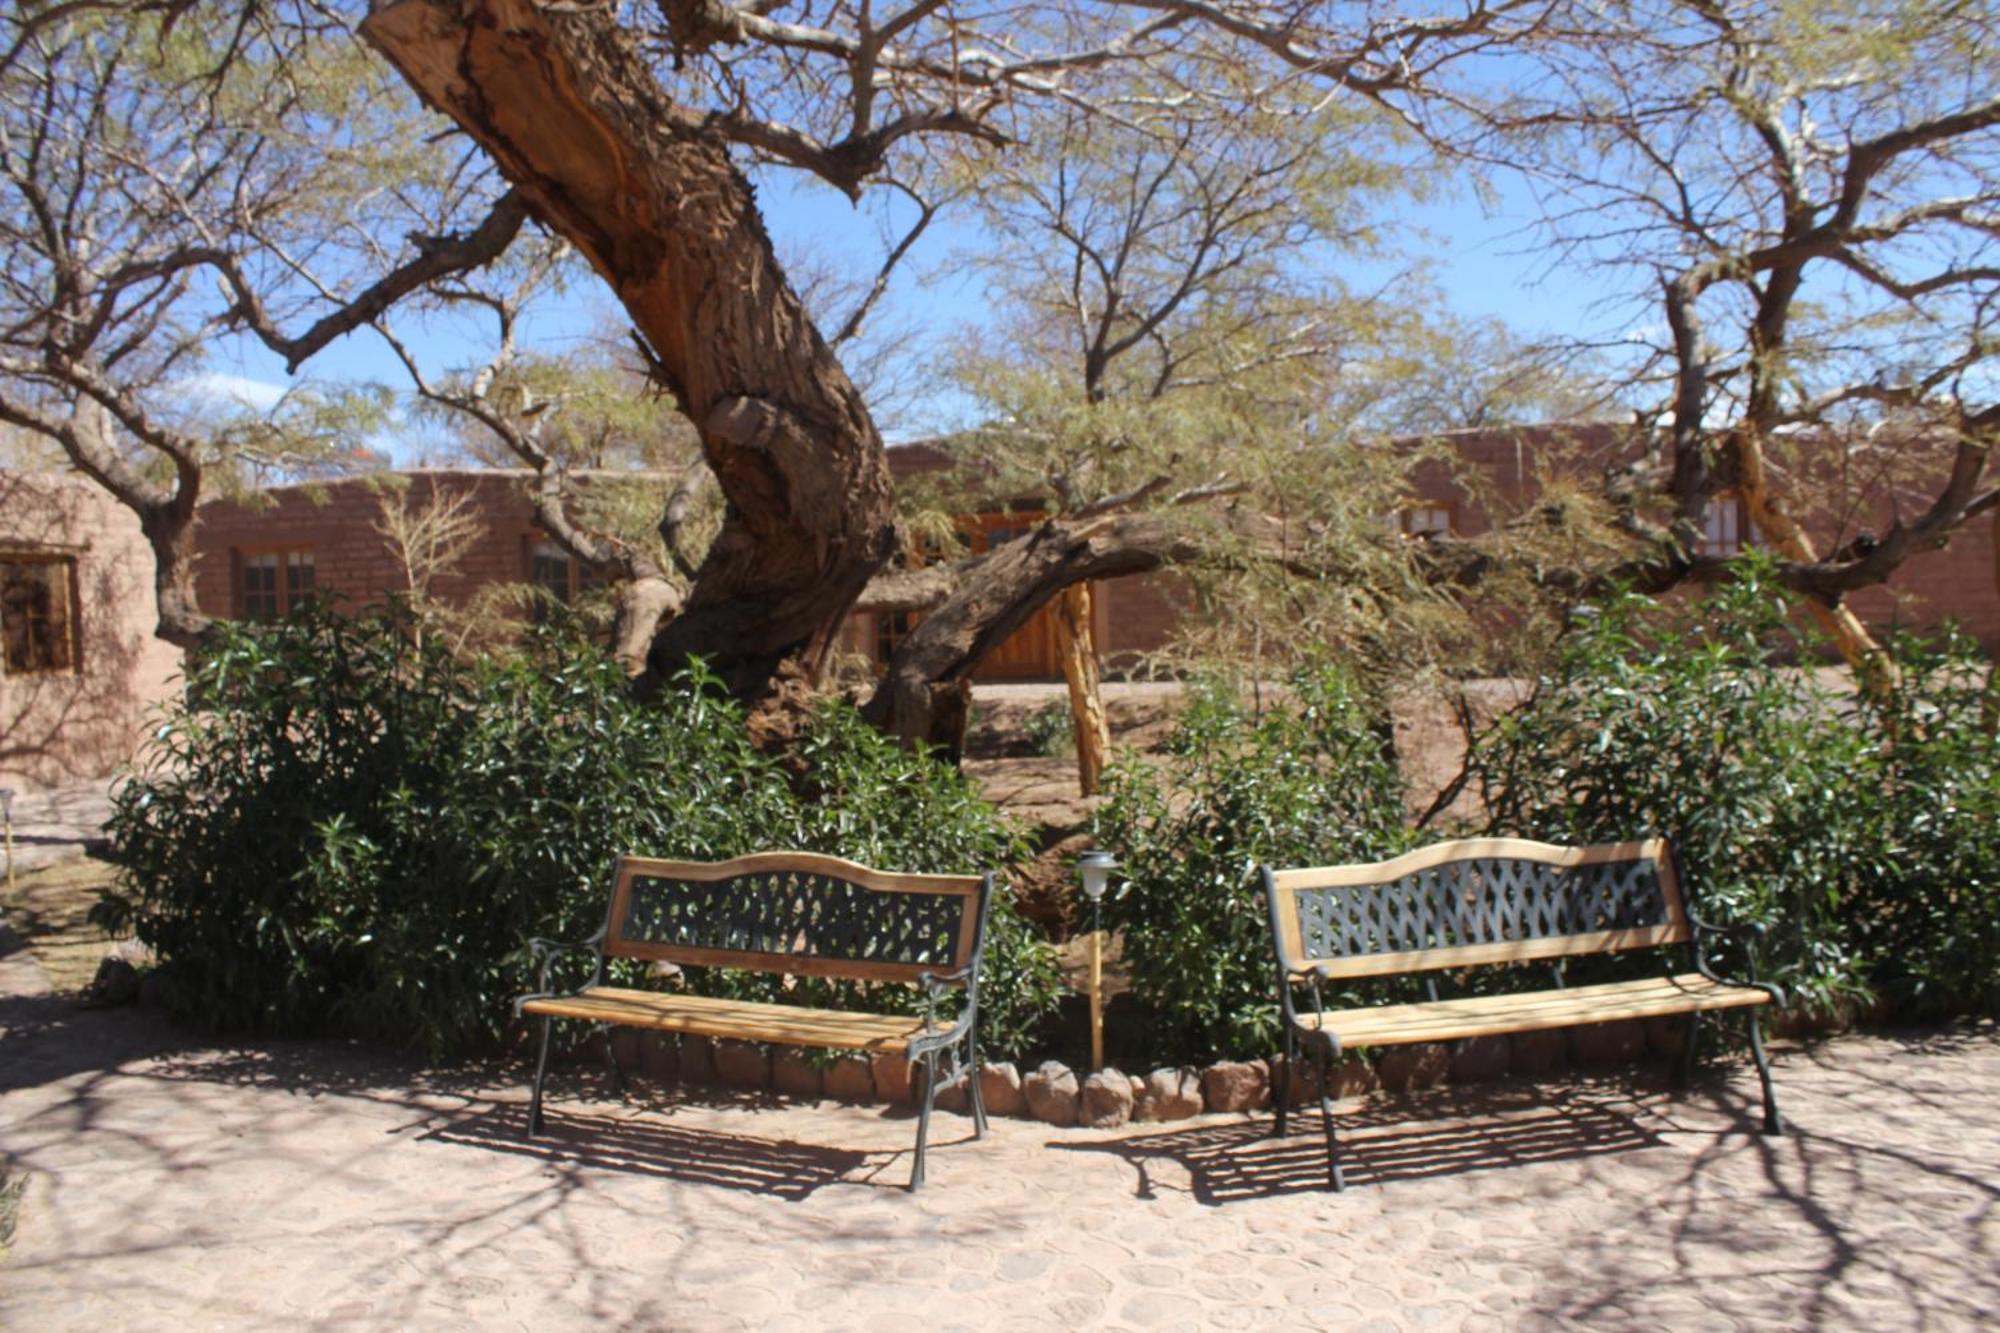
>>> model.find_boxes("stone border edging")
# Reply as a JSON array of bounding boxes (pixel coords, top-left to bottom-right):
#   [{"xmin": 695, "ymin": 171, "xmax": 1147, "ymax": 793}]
[{"xmin": 593, "ymin": 1015, "xmax": 1709, "ymax": 1127}]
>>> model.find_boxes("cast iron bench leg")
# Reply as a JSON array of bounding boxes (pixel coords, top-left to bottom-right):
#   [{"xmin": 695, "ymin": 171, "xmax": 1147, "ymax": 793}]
[
  {"xmin": 910, "ymin": 1051, "xmax": 938, "ymax": 1191},
  {"xmin": 1272, "ymin": 1026, "xmax": 1295, "ymax": 1138},
  {"xmin": 1314, "ymin": 1042, "xmax": 1344, "ymax": 1191},
  {"xmin": 597, "ymin": 1022, "xmax": 628, "ymax": 1097},
  {"xmin": 528, "ymin": 1013, "xmax": 554, "ymax": 1137},
  {"xmin": 1747, "ymin": 1009, "xmax": 1784, "ymax": 1136},
  {"xmin": 1676, "ymin": 1010, "xmax": 1703, "ymax": 1089},
  {"xmin": 968, "ymin": 1038, "xmax": 989, "ymax": 1139}
]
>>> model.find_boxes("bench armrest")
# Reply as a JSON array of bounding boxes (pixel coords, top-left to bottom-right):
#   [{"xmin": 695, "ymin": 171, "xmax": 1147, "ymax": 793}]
[
  {"xmin": 914, "ymin": 962, "xmax": 978, "ymax": 1034},
  {"xmin": 519, "ymin": 930, "xmax": 607, "ymax": 1008},
  {"xmin": 1688, "ymin": 916, "xmax": 1786, "ymax": 1006}
]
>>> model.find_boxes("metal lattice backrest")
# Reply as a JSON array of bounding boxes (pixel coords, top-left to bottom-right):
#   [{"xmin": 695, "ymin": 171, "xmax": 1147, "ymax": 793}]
[
  {"xmin": 603, "ymin": 852, "xmax": 988, "ymax": 983},
  {"xmin": 1265, "ymin": 837, "xmax": 1689, "ymax": 980}
]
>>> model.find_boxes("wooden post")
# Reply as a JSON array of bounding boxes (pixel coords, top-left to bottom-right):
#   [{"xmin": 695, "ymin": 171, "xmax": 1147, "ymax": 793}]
[{"xmin": 1054, "ymin": 582, "xmax": 1111, "ymax": 796}]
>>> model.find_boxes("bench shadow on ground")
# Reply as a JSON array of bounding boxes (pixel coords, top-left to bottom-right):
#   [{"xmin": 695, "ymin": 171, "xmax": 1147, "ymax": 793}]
[
  {"xmin": 419, "ymin": 1100, "xmax": 881, "ymax": 1201},
  {"xmin": 1055, "ymin": 1081, "xmax": 1670, "ymax": 1203}
]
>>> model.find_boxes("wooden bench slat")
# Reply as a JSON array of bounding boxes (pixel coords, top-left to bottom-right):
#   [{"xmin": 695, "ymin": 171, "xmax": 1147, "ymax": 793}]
[
  {"xmin": 520, "ymin": 986, "xmax": 932, "ymax": 1052},
  {"xmin": 1304, "ymin": 973, "xmax": 1769, "ymax": 1048}
]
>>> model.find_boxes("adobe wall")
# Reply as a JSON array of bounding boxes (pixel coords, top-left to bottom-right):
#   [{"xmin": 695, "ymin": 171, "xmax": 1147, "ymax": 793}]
[
  {"xmin": 1407, "ymin": 424, "xmax": 2000, "ymax": 658},
  {"xmin": 192, "ymin": 471, "xmax": 548, "ymax": 618},
  {"xmin": 0, "ymin": 472, "xmax": 184, "ymax": 789}
]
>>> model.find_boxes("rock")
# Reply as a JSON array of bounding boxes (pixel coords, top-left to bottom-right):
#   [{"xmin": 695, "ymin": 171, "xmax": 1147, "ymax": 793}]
[
  {"xmin": 933, "ymin": 1070, "xmax": 969, "ymax": 1114},
  {"xmin": 1327, "ymin": 1054, "xmax": 1378, "ymax": 1099},
  {"xmin": 977, "ymin": 1062, "xmax": 1025, "ymax": 1117},
  {"xmin": 136, "ymin": 968, "xmax": 176, "ymax": 1010},
  {"xmin": 772, "ymin": 1047, "xmax": 822, "ymax": 1100},
  {"xmin": 1377, "ymin": 1043, "xmax": 1449, "ymax": 1092},
  {"xmin": 80, "ymin": 956, "xmax": 140, "ymax": 1008},
  {"xmin": 1450, "ymin": 1035, "xmax": 1512, "ymax": 1083},
  {"xmin": 1135, "ymin": 1067, "xmax": 1203, "ymax": 1122},
  {"xmin": 714, "ymin": 1039, "xmax": 769, "ymax": 1091},
  {"xmin": 680, "ymin": 1035, "xmax": 718, "ymax": 1084},
  {"xmin": 1570, "ymin": 1019, "xmax": 1648, "ymax": 1067},
  {"xmin": 824, "ymin": 1054, "xmax": 876, "ymax": 1102},
  {"xmin": 1201, "ymin": 1059, "xmax": 1271, "ymax": 1113},
  {"xmin": 1268, "ymin": 1053, "xmax": 1320, "ymax": 1108},
  {"xmin": 1080, "ymin": 1068, "xmax": 1134, "ymax": 1128},
  {"xmin": 1023, "ymin": 1061, "xmax": 1080, "ymax": 1126},
  {"xmin": 1510, "ymin": 1029, "xmax": 1568, "ymax": 1075},
  {"xmin": 108, "ymin": 937, "xmax": 155, "ymax": 966},
  {"xmin": 870, "ymin": 1052, "xmax": 915, "ymax": 1106},
  {"xmin": 639, "ymin": 1031, "xmax": 679, "ymax": 1080}
]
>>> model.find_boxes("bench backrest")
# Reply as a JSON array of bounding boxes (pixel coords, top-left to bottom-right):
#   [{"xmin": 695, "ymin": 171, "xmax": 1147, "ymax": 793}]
[
  {"xmin": 602, "ymin": 851, "xmax": 990, "ymax": 984},
  {"xmin": 1263, "ymin": 837, "xmax": 1688, "ymax": 981}
]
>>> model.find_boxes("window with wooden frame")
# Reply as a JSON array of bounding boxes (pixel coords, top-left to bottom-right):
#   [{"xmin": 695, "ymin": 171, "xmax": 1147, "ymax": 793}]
[
  {"xmin": 1399, "ymin": 502, "xmax": 1456, "ymax": 540},
  {"xmin": 0, "ymin": 552, "xmax": 79, "ymax": 676},
  {"xmin": 1696, "ymin": 493, "xmax": 1749, "ymax": 557},
  {"xmin": 526, "ymin": 538, "xmax": 603, "ymax": 619},
  {"xmin": 237, "ymin": 548, "xmax": 315, "ymax": 619}
]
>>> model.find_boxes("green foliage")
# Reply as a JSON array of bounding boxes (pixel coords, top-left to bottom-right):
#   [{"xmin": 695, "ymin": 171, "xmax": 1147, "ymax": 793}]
[
  {"xmin": 1021, "ymin": 698, "xmax": 1076, "ymax": 757},
  {"xmin": 1467, "ymin": 555, "xmax": 2000, "ymax": 1018},
  {"xmin": 1092, "ymin": 660, "xmax": 1411, "ymax": 1062},
  {"xmin": 1839, "ymin": 628, "xmax": 2000, "ymax": 1016},
  {"xmin": 99, "ymin": 606, "xmax": 1058, "ymax": 1061}
]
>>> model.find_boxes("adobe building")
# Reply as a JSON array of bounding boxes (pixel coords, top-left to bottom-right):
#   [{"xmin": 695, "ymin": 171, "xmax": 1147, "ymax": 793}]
[
  {"xmin": 188, "ymin": 463, "xmax": 1190, "ymax": 682},
  {"xmin": 190, "ymin": 469, "xmax": 607, "ymax": 622},
  {"xmin": 181, "ymin": 432, "xmax": 2000, "ymax": 673},
  {"xmin": 0, "ymin": 471, "xmax": 184, "ymax": 789}
]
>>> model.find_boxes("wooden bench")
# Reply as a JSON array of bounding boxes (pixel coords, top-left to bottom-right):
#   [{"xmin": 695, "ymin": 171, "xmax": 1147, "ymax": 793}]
[
  {"xmin": 1261, "ymin": 837, "xmax": 1783, "ymax": 1189},
  {"xmin": 517, "ymin": 851, "xmax": 996, "ymax": 1190}
]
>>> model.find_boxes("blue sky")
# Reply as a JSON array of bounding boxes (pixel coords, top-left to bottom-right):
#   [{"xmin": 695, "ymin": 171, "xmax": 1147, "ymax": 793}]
[{"xmin": 192, "ymin": 159, "xmax": 1639, "ymax": 458}]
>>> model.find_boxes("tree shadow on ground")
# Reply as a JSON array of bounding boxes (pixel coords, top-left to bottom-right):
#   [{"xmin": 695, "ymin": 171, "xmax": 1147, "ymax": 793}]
[{"xmin": 1055, "ymin": 1081, "xmax": 1668, "ymax": 1203}]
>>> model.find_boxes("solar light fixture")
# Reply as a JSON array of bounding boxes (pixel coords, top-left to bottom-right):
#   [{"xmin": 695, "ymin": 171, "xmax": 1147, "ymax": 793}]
[{"xmin": 1075, "ymin": 850, "xmax": 1119, "ymax": 1071}]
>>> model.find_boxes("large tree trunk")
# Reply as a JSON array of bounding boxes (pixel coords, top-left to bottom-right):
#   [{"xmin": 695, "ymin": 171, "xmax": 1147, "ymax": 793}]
[
  {"xmin": 139, "ymin": 496, "xmax": 211, "ymax": 651},
  {"xmin": 864, "ymin": 514, "xmax": 1204, "ymax": 754},
  {"xmin": 362, "ymin": 0, "xmax": 895, "ymax": 703}
]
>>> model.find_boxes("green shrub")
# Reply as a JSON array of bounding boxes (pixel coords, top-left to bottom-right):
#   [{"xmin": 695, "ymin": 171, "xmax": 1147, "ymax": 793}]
[
  {"xmin": 1841, "ymin": 627, "xmax": 2000, "ymax": 1016},
  {"xmin": 99, "ymin": 606, "xmax": 1059, "ymax": 1061},
  {"xmin": 1466, "ymin": 563, "xmax": 1873, "ymax": 1012},
  {"xmin": 1092, "ymin": 660, "xmax": 1411, "ymax": 1062}
]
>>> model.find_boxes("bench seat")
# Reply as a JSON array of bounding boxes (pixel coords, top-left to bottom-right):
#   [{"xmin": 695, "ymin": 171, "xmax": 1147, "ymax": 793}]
[
  {"xmin": 1303, "ymin": 972, "xmax": 1769, "ymax": 1049},
  {"xmin": 521, "ymin": 986, "xmax": 931, "ymax": 1052}
]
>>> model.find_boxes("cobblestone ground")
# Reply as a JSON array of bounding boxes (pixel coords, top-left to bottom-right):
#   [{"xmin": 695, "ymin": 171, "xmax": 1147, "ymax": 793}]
[{"xmin": 2, "ymin": 950, "xmax": 1995, "ymax": 1330}]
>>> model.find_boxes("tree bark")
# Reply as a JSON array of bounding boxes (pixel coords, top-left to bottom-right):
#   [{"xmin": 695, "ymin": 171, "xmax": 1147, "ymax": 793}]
[
  {"xmin": 362, "ymin": 0, "xmax": 896, "ymax": 703},
  {"xmin": 1053, "ymin": 582, "xmax": 1110, "ymax": 795},
  {"xmin": 1731, "ymin": 428, "xmax": 1899, "ymax": 698},
  {"xmin": 864, "ymin": 513, "xmax": 1205, "ymax": 754}
]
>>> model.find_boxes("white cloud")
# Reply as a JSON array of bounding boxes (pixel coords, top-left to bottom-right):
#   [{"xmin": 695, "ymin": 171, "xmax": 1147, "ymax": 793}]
[{"xmin": 182, "ymin": 371, "xmax": 289, "ymax": 413}]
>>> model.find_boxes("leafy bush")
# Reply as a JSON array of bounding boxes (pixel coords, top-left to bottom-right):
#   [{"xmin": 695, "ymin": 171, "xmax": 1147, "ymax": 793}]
[
  {"xmin": 1839, "ymin": 627, "xmax": 2000, "ymax": 1016},
  {"xmin": 1466, "ymin": 564, "xmax": 1871, "ymax": 1012},
  {"xmin": 1020, "ymin": 698, "xmax": 1075, "ymax": 757},
  {"xmin": 100, "ymin": 606, "xmax": 1059, "ymax": 1060},
  {"xmin": 1465, "ymin": 556, "xmax": 2000, "ymax": 1020},
  {"xmin": 1092, "ymin": 660, "xmax": 1411, "ymax": 1062}
]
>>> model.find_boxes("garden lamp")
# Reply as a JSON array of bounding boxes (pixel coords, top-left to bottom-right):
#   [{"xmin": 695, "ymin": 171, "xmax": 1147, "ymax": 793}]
[{"xmin": 1075, "ymin": 850, "xmax": 1118, "ymax": 1072}]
